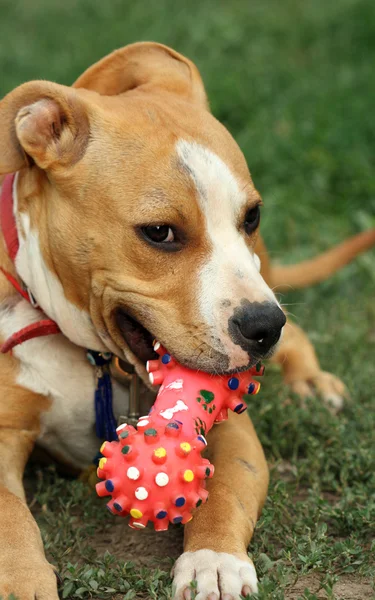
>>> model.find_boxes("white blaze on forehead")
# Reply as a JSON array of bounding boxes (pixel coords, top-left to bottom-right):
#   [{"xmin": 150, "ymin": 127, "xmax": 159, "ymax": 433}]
[
  {"xmin": 176, "ymin": 140, "xmax": 277, "ymax": 369},
  {"xmin": 177, "ymin": 139, "xmax": 247, "ymax": 220}
]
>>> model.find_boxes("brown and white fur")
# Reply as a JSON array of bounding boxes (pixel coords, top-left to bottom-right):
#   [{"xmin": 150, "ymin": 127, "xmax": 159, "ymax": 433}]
[{"xmin": 0, "ymin": 43, "xmax": 374, "ymax": 600}]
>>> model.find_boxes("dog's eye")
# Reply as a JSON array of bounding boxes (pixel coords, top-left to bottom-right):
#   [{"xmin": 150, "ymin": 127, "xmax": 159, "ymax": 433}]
[
  {"xmin": 244, "ymin": 205, "xmax": 260, "ymax": 234},
  {"xmin": 142, "ymin": 225, "xmax": 175, "ymax": 244}
]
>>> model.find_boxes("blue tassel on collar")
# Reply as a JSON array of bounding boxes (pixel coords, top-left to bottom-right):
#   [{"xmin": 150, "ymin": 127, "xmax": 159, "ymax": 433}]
[{"xmin": 86, "ymin": 350, "xmax": 117, "ymax": 443}]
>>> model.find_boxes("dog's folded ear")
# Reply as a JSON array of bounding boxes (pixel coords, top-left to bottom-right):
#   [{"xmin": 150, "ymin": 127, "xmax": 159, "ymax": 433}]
[
  {"xmin": 0, "ymin": 81, "xmax": 89, "ymax": 174},
  {"xmin": 73, "ymin": 42, "xmax": 209, "ymax": 110}
]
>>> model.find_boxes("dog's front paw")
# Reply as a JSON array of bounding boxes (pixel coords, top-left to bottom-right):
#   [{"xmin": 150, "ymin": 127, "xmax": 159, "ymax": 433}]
[
  {"xmin": 172, "ymin": 549, "xmax": 258, "ymax": 599},
  {"xmin": 0, "ymin": 562, "xmax": 59, "ymax": 600},
  {"xmin": 289, "ymin": 370, "xmax": 348, "ymax": 412}
]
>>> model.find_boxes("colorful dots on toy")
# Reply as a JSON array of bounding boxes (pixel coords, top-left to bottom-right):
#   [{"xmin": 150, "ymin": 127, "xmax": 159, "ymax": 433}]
[
  {"xmin": 135, "ymin": 487, "xmax": 148, "ymax": 500},
  {"xmin": 105, "ymin": 480, "xmax": 114, "ymax": 492},
  {"xmin": 175, "ymin": 496, "xmax": 186, "ymax": 507},
  {"xmin": 127, "ymin": 467, "xmax": 140, "ymax": 480},
  {"xmin": 152, "ymin": 447, "xmax": 167, "ymax": 465},
  {"xmin": 145, "ymin": 428, "xmax": 158, "ymax": 436},
  {"xmin": 130, "ymin": 508, "xmax": 143, "ymax": 519},
  {"xmin": 173, "ymin": 516, "xmax": 183, "ymax": 524},
  {"xmin": 98, "ymin": 457, "xmax": 107, "ymax": 469},
  {"xmin": 247, "ymin": 381, "xmax": 261, "ymax": 395},
  {"xmin": 161, "ymin": 353, "xmax": 171, "ymax": 364},
  {"xmin": 144, "ymin": 428, "xmax": 159, "ymax": 444},
  {"xmin": 165, "ymin": 421, "xmax": 180, "ymax": 437},
  {"xmin": 155, "ymin": 472, "xmax": 169, "ymax": 487},
  {"xmin": 156, "ymin": 510, "xmax": 167, "ymax": 519},
  {"xmin": 183, "ymin": 469, "xmax": 194, "ymax": 482},
  {"xmin": 228, "ymin": 377, "xmax": 239, "ymax": 390},
  {"xmin": 137, "ymin": 417, "xmax": 150, "ymax": 429}
]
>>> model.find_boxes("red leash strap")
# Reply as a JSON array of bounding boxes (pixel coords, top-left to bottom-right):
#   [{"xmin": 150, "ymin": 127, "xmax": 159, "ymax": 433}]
[{"xmin": 0, "ymin": 173, "xmax": 61, "ymax": 353}]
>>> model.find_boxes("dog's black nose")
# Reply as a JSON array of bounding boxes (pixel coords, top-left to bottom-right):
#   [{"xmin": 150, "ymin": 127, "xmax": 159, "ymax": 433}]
[{"xmin": 229, "ymin": 300, "xmax": 286, "ymax": 357}]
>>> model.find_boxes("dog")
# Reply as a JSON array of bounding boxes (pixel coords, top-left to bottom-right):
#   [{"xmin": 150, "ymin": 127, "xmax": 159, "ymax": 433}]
[{"xmin": 0, "ymin": 42, "xmax": 374, "ymax": 600}]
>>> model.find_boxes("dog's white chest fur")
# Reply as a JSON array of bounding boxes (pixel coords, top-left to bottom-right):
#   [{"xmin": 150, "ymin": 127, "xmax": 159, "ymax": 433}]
[{"xmin": 0, "ymin": 297, "xmax": 129, "ymax": 469}]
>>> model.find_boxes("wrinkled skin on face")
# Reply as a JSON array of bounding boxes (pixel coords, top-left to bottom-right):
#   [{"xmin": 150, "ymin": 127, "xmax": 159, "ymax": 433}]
[{"xmin": 0, "ymin": 43, "xmax": 283, "ymax": 378}]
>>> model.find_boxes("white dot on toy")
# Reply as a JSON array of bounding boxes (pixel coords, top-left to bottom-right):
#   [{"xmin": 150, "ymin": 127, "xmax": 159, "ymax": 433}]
[
  {"xmin": 137, "ymin": 418, "xmax": 150, "ymax": 428},
  {"xmin": 127, "ymin": 467, "xmax": 140, "ymax": 480},
  {"xmin": 155, "ymin": 472, "xmax": 169, "ymax": 487},
  {"xmin": 132, "ymin": 522, "xmax": 146, "ymax": 529},
  {"xmin": 116, "ymin": 423, "xmax": 128, "ymax": 434},
  {"xmin": 135, "ymin": 486, "xmax": 149, "ymax": 500}
]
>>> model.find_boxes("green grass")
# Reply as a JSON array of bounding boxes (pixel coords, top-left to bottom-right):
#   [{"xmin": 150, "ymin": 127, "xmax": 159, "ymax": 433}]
[{"xmin": 1, "ymin": 0, "xmax": 374, "ymax": 598}]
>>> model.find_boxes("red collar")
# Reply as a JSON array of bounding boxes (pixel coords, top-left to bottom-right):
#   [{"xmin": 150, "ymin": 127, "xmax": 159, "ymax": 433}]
[{"xmin": 0, "ymin": 173, "xmax": 60, "ymax": 353}]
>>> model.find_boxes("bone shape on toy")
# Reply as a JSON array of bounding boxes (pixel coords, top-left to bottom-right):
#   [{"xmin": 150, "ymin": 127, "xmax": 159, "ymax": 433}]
[{"xmin": 159, "ymin": 399, "xmax": 189, "ymax": 420}]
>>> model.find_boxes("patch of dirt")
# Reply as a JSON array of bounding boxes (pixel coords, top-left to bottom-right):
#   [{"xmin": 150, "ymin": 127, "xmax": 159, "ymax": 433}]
[
  {"xmin": 286, "ymin": 574, "xmax": 374, "ymax": 600},
  {"xmin": 92, "ymin": 518, "xmax": 184, "ymax": 568}
]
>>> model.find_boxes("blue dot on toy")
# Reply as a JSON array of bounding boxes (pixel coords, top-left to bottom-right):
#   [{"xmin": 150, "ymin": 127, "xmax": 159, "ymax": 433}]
[
  {"xmin": 173, "ymin": 516, "xmax": 183, "ymax": 524},
  {"xmin": 162, "ymin": 354, "xmax": 171, "ymax": 364},
  {"xmin": 175, "ymin": 496, "xmax": 186, "ymax": 507},
  {"xmin": 167, "ymin": 422, "xmax": 179, "ymax": 430},
  {"xmin": 248, "ymin": 383, "xmax": 255, "ymax": 394},
  {"xmin": 228, "ymin": 377, "xmax": 239, "ymax": 390},
  {"xmin": 113, "ymin": 502, "xmax": 122, "ymax": 512},
  {"xmin": 156, "ymin": 510, "xmax": 168, "ymax": 519},
  {"xmin": 105, "ymin": 480, "xmax": 114, "ymax": 493},
  {"xmin": 234, "ymin": 403, "xmax": 244, "ymax": 413}
]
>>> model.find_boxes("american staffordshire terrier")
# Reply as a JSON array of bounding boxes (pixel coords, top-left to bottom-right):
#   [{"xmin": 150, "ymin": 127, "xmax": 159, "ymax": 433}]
[{"xmin": 0, "ymin": 42, "xmax": 374, "ymax": 599}]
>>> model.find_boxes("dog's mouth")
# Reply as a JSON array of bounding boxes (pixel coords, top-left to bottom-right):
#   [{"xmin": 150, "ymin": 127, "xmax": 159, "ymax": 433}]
[
  {"xmin": 115, "ymin": 307, "xmax": 158, "ymax": 363},
  {"xmin": 113, "ymin": 307, "xmax": 261, "ymax": 375}
]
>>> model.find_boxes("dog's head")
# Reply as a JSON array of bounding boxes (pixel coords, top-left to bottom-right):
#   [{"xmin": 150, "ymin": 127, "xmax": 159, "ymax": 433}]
[{"xmin": 0, "ymin": 43, "xmax": 285, "ymax": 377}]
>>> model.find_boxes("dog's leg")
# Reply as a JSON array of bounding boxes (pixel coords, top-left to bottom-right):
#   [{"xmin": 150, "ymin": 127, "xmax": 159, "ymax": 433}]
[
  {"xmin": 270, "ymin": 320, "xmax": 347, "ymax": 410},
  {"xmin": 0, "ymin": 378, "xmax": 59, "ymax": 599},
  {"xmin": 173, "ymin": 411, "xmax": 268, "ymax": 599},
  {"xmin": 255, "ymin": 237, "xmax": 347, "ymax": 411}
]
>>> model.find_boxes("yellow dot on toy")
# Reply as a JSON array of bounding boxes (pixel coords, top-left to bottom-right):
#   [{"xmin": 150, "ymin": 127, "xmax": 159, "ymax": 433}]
[
  {"xmin": 130, "ymin": 508, "xmax": 143, "ymax": 519},
  {"xmin": 180, "ymin": 442, "xmax": 191, "ymax": 454},
  {"xmin": 186, "ymin": 516, "xmax": 193, "ymax": 523},
  {"xmin": 154, "ymin": 447, "xmax": 167, "ymax": 458},
  {"xmin": 98, "ymin": 457, "xmax": 107, "ymax": 470},
  {"xmin": 183, "ymin": 469, "xmax": 194, "ymax": 482},
  {"xmin": 100, "ymin": 442, "xmax": 107, "ymax": 453},
  {"xmin": 255, "ymin": 385, "xmax": 260, "ymax": 394}
]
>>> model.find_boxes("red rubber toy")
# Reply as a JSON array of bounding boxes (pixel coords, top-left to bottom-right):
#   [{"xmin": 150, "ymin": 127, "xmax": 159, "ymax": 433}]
[{"xmin": 96, "ymin": 342, "xmax": 264, "ymax": 530}]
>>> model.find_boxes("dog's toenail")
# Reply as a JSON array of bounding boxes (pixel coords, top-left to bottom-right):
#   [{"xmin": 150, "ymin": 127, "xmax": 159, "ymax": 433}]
[
  {"xmin": 207, "ymin": 594, "xmax": 219, "ymax": 600},
  {"xmin": 183, "ymin": 589, "xmax": 192, "ymax": 600},
  {"xmin": 242, "ymin": 585, "xmax": 253, "ymax": 597},
  {"xmin": 223, "ymin": 595, "xmax": 234, "ymax": 600}
]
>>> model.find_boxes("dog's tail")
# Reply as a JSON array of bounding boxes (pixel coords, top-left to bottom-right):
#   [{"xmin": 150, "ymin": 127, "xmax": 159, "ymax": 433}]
[{"xmin": 271, "ymin": 229, "xmax": 375, "ymax": 291}]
